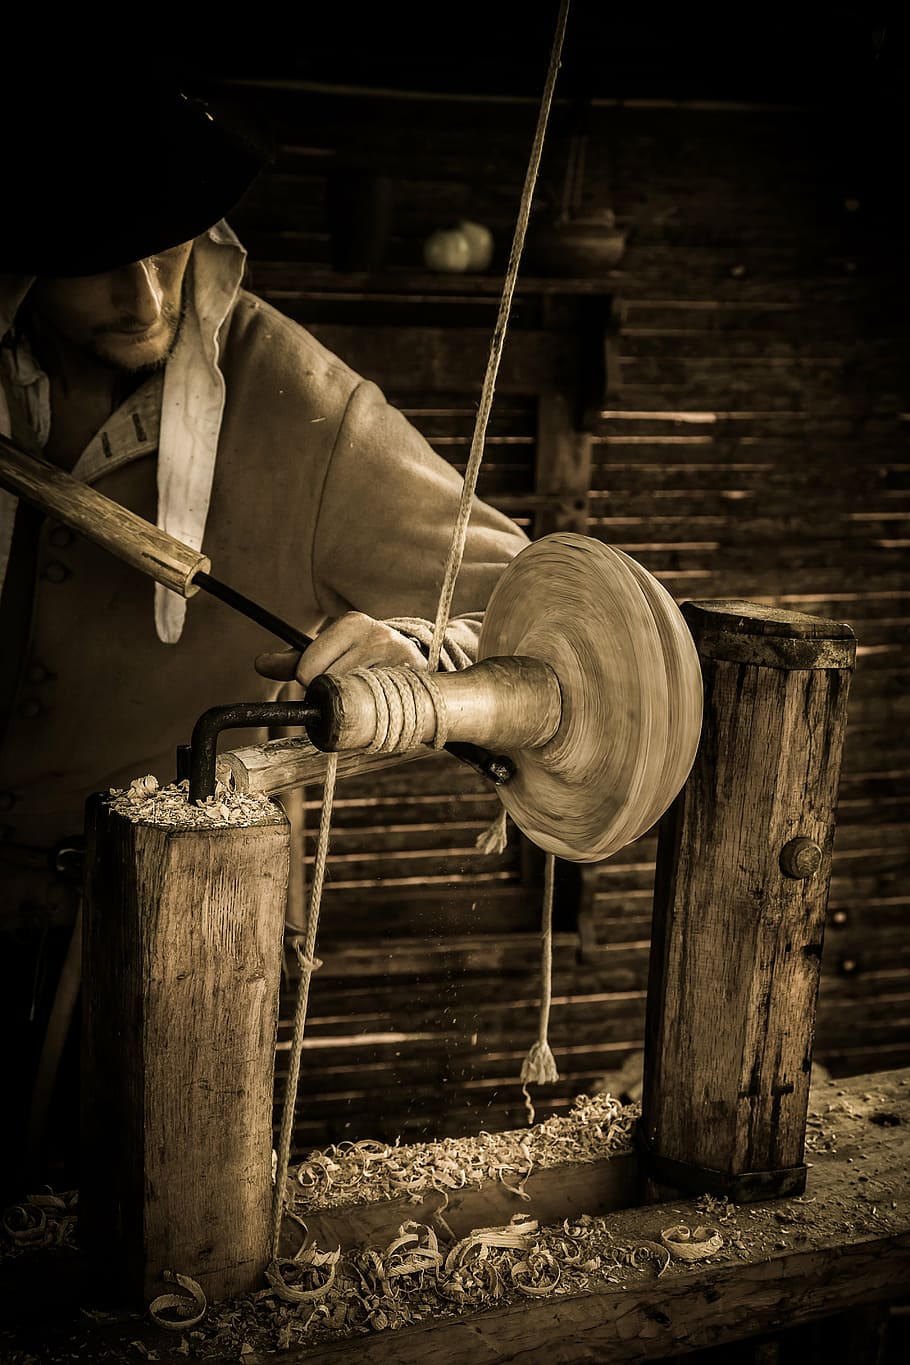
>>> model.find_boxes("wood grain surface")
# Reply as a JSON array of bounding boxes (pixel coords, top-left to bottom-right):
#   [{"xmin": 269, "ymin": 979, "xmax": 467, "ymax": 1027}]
[
  {"xmin": 641, "ymin": 601, "xmax": 857, "ymax": 1194},
  {"xmin": 80, "ymin": 796, "xmax": 290, "ymax": 1304}
]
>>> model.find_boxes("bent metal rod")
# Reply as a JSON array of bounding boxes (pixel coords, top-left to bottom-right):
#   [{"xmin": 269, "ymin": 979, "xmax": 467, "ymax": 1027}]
[{"xmin": 0, "ymin": 433, "xmax": 513, "ymax": 789}]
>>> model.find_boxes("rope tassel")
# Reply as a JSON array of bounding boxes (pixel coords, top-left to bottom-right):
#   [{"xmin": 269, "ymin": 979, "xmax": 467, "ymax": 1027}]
[
  {"xmin": 475, "ymin": 805, "xmax": 509, "ymax": 855},
  {"xmin": 521, "ymin": 1040, "xmax": 560, "ymax": 1088}
]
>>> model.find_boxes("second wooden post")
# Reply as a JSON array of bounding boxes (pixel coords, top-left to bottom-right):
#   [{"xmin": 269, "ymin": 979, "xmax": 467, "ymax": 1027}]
[{"xmin": 640, "ymin": 600, "xmax": 856, "ymax": 1201}]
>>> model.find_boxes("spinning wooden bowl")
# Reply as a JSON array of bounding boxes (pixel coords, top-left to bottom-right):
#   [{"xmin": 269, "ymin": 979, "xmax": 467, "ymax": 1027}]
[{"xmin": 307, "ymin": 533, "xmax": 704, "ymax": 863}]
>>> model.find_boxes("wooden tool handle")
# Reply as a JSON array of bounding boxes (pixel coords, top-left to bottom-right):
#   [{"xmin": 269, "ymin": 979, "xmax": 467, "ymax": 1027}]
[{"xmin": 0, "ymin": 433, "xmax": 210, "ymax": 596}]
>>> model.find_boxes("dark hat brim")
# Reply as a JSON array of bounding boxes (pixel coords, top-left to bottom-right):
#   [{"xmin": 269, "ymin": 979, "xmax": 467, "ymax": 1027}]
[{"xmin": 2, "ymin": 82, "xmax": 272, "ymax": 278}]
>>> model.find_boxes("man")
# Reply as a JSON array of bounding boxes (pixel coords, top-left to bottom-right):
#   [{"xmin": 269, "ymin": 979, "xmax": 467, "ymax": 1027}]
[{"xmin": 0, "ymin": 77, "xmax": 528, "ymax": 1196}]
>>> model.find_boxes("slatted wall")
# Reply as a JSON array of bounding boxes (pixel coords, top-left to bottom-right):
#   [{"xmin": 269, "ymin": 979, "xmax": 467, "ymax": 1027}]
[
  {"xmin": 214, "ymin": 79, "xmax": 909, "ymax": 1156},
  {"xmin": 583, "ymin": 105, "xmax": 910, "ymax": 1083}
]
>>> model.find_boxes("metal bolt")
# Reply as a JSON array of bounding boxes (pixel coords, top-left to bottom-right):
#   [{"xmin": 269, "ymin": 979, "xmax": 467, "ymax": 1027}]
[
  {"xmin": 41, "ymin": 560, "xmax": 70, "ymax": 583},
  {"xmin": 779, "ymin": 837, "xmax": 822, "ymax": 879}
]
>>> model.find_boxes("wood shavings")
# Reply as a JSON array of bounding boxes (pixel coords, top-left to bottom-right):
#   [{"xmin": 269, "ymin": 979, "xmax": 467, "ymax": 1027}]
[
  {"xmin": 694, "ymin": 1193, "xmax": 736, "ymax": 1222},
  {"xmin": 0, "ymin": 1189, "xmax": 77, "ymax": 1252},
  {"xmin": 148, "ymin": 1271, "xmax": 207, "ymax": 1329},
  {"xmin": 608, "ymin": 1239, "xmax": 672, "ymax": 1277},
  {"xmin": 291, "ymin": 1092, "xmax": 639, "ymax": 1215},
  {"xmin": 107, "ymin": 776, "xmax": 281, "ymax": 829},
  {"xmin": 510, "ymin": 1243, "xmax": 561, "ymax": 1296},
  {"xmin": 1, "ymin": 1203, "xmax": 47, "ymax": 1245},
  {"xmin": 266, "ymin": 1244, "xmax": 341, "ymax": 1304},
  {"xmin": 249, "ymin": 1209, "xmax": 677, "ymax": 1349},
  {"xmin": 660, "ymin": 1224, "xmax": 724, "ymax": 1260},
  {"xmin": 444, "ymin": 1215, "xmax": 539, "ymax": 1275},
  {"xmin": 383, "ymin": 1220, "xmax": 442, "ymax": 1278}
]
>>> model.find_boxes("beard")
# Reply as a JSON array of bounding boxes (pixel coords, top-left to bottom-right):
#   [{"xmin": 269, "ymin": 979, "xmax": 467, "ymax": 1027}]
[{"xmin": 89, "ymin": 296, "xmax": 188, "ymax": 376}]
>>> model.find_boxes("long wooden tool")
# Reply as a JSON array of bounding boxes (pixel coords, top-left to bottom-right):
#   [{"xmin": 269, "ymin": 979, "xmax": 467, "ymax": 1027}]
[{"xmin": 0, "ymin": 432, "xmax": 313, "ymax": 651}]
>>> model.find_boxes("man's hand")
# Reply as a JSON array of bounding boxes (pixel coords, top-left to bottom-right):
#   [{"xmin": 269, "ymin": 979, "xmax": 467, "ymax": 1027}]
[{"xmin": 254, "ymin": 611, "xmax": 427, "ymax": 688}]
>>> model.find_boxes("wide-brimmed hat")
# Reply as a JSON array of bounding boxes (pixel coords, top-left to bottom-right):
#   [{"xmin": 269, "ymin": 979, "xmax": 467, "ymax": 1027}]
[{"xmin": 2, "ymin": 76, "xmax": 273, "ymax": 278}]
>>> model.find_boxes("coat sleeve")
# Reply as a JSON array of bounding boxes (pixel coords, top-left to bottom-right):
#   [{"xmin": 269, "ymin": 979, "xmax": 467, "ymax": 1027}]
[{"xmin": 310, "ymin": 379, "xmax": 530, "ymax": 665}]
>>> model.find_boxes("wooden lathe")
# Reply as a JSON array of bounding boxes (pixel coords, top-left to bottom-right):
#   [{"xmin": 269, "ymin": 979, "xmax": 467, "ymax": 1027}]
[{"xmin": 4, "ymin": 433, "xmax": 908, "ymax": 1362}]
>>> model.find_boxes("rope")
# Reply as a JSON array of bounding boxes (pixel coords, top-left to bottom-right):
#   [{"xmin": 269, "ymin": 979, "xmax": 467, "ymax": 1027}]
[
  {"xmin": 350, "ymin": 665, "xmax": 449, "ymax": 752},
  {"xmin": 520, "ymin": 852, "xmax": 560, "ymax": 1125},
  {"xmin": 427, "ymin": 0, "xmax": 572, "ymax": 672},
  {"xmin": 269, "ymin": 752, "xmax": 338, "ymax": 1265},
  {"xmin": 269, "ymin": 3, "xmax": 571, "ymax": 1264}
]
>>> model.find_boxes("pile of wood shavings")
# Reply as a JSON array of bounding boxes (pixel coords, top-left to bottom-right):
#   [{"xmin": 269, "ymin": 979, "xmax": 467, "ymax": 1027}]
[
  {"xmin": 292, "ymin": 1092, "xmax": 640, "ymax": 1213},
  {"xmin": 158, "ymin": 1208, "xmax": 685, "ymax": 1360},
  {"xmin": 107, "ymin": 775, "xmax": 280, "ymax": 829}
]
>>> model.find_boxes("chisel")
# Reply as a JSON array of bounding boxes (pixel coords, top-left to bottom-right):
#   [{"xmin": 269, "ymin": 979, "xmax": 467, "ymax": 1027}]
[{"xmin": 0, "ymin": 432, "xmax": 512, "ymax": 782}]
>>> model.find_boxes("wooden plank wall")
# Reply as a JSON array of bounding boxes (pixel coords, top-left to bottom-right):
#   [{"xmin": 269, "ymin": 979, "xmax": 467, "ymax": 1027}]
[
  {"xmin": 584, "ymin": 104, "xmax": 910, "ymax": 1084},
  {"xmin": 211, "ymin": 78, "xmax": 910, "ymax": 1155}
]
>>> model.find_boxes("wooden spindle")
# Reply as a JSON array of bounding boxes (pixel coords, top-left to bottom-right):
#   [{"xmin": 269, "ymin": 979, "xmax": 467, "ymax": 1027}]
[
  {"xmin": 80, "ymin": 793, "xmax": 290, "ymax": 1305},
  {"xmin": 305, "ymin": 655, "xmax": 562, "ymax": 753},
  {"xmin": 640, "ymin": 600, "xmax": 856, "ymax": 1201}
]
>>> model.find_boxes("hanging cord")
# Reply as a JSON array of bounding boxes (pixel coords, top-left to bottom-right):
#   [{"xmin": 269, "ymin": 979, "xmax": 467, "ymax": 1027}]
[
  {"xmin": 520, "ymin": 852, "xmax": 559, "ymax": 1125},
  {"xmin": 422, "ymin": 0, "xmax": 570, "ymax": 1116},
  {"xmin": 268, "ymin": 4, "xmax": 572, "ymax": 1264},
  {"xmin": 427, "ymin": 0, "xmax": 572, "ymax": 673},
  {"xmin": 269, "ymin": 753, "xmax": 338, "ymax": 1266}
]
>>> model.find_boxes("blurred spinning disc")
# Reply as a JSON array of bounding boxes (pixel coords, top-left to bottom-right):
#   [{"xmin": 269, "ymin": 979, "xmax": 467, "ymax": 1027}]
[{"xmin": 478, "ymin": 533, "xmax": 703, "ymax": 863}]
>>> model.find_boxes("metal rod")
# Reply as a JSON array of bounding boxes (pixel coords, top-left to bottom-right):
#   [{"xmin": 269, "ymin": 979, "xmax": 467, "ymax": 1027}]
[
  {"xmin": 186, "ymin": 702, "xmax": 321, "ymax": 803},
  {"xmin": 182, "ymin": 705, "xmax": 516, "ymax": 803},
  {"xmin": 192, "ymin": 571, "xmax": 314, "ymax": 653}
]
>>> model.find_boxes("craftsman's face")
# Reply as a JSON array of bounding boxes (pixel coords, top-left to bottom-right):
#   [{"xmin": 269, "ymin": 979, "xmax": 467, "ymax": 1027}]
[{"xmin": 28, "ymin": 240, "xmax": 195, "ymax": 373}]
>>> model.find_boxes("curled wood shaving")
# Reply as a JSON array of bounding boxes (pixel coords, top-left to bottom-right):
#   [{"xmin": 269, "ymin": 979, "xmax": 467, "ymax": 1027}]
[
  {"xmin": 610, "ymin": 1240, "xmax": 672, "ymax": 1277},
  {"xmin": 266, "ymin": 1242, "xmax": 342, "ymax": 1304},
  {"xmin": 1, "ymin": 1203, "xmax": 46, "ymax": 1244},
  {"xmin": 22, "ymin": 1203, "xmax": 727, "ymax": 1358},
  {"xmin": 496, "ymin": 1158, "xmax": 533, "ymax": 1201},
  {"xmin": 148, "ymin": 1270, "xmax": 207, "ymax": 1329},
  {"xmin": 661, "ymin": 1224, "xmax": 724, "ymax": 1261},
  {"xmin": 383, "ymin": 1219, "xmax": 441, "ymax": 1278},
  {"xmin": 0, "ymin": 1189, "xmax": 78, "ymax": 1251},
  {"xmin": 511, "ymin": 1249, "xmax": 561, "ymax": 1297},
  {"xmin": 444, "ymin": 1216, "xmax": 540, "ymax": 1274},
  {"xmin": 694, "ymin": 1193, "xmax": 736, "ymax": 1222}
]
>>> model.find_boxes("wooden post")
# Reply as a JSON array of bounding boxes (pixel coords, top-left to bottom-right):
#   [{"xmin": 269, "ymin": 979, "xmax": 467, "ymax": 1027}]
[
  {"xmin": 534, "ymin": 390, "xmax": 591, "ymax": 539},
  {"xmin": 640, "ymin": 600, "xmax": 856, "ymax": 1201},
  {"xmin": 80, "ymin": 793, "xmax": 290, "ymax": 1305}
]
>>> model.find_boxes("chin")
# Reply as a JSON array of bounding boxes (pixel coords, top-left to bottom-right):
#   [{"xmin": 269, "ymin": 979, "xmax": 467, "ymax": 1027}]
[{"xmin": 95, "ymin": 325, "xmax": 177, "ymax": 375}]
